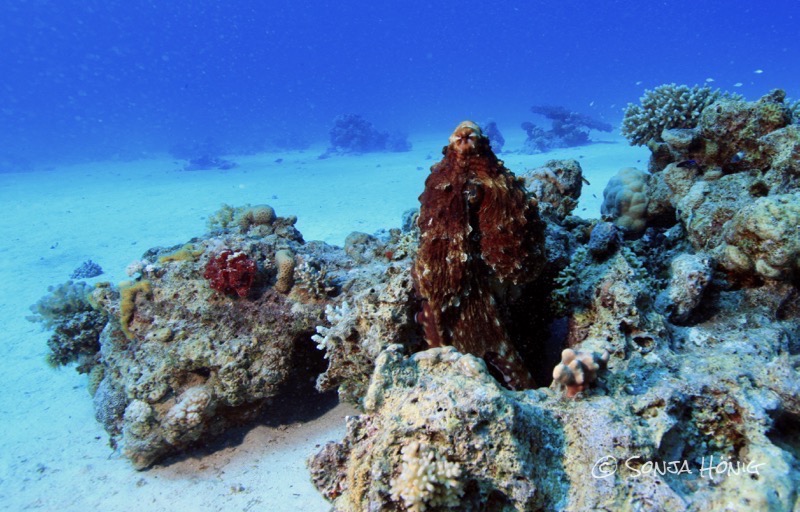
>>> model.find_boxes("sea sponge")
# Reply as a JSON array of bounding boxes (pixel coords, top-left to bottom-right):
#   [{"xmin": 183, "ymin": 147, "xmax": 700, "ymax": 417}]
[
  {"xmin": 552, "ymin": 348, "xmax": 609, "ymax": 398},
  {"xmin": 274, "ymin": 249, "xmax": 295, "ymax": 293},
  {"xmin": 203, "ymin": 250, "xmax": 257, "ymax": 298},
  {"xmin": 714, "ymin": 194, "xmax": 800, "ymax": 281},
  {"xmin": 601, "ymin": 167, "xmax": 650, "ymax": 234},
  {"xmin": 389, "ymin": 440, "xmax": 464, "ymax": 512},
  {"xmin": 119, "ymin": 280, "xmax": 153, "ymax": 340},
  {"xmin": 157, "ymin": 243, "xmax": 204, "ymax": 264},
  {"xmin": 621, "ymin": 84, "xmax": 734, "ymax": 146}
]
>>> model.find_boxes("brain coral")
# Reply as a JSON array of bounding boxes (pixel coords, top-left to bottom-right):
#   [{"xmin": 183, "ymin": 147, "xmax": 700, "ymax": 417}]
[
  {"xmin": 621, "ymin": 84, "xmax": 735, "ymax": 146},
  {"xmin": 600, "ymin": 167, "xmax": 650, "ymax": 234}
]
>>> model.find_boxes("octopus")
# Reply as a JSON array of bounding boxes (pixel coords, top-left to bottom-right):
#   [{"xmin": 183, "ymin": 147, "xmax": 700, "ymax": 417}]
[{"xmin": 412, "ymin": 121, "xmax": 546, "ymax": 389}]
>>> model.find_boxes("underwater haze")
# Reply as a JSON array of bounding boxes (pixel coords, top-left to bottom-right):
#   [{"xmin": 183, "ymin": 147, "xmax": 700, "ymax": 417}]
[{"xmin": 1, "ymin": 0, "xmax": 798, "ymax": 170}]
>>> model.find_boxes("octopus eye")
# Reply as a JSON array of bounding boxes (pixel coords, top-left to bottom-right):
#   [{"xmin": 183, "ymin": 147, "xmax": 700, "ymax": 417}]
[{"xmin": 448, "ymin": 121, "xmax": 483, "ymax": 154}]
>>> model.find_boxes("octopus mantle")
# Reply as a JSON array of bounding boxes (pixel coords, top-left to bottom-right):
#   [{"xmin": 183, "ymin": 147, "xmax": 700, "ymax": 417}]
[{"xmin": 413, "ymin": 121, "xmax": 546, "ymax": 389}]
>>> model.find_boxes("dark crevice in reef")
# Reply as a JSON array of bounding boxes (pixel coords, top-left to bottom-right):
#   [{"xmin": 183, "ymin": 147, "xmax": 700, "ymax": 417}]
[
  {"xmin": 159, "ymin": 329, "xmax": 337, "ymax": 467},
  {"xmin": 508, "ymin": 278, "xmax": 564, "ymax": 387},
  {"xmin": 260, "ymin": 329, "xmax": 339, "ymax": 426},
  {"xmin": 767, "ymin": 410, "xmax": 800, "ymax": 464}
]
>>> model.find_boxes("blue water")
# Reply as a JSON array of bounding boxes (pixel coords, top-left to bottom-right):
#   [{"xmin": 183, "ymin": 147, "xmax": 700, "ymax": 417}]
[{"xmin": 2, "ymin": 0, "xmax": 798, "ymax": 169}]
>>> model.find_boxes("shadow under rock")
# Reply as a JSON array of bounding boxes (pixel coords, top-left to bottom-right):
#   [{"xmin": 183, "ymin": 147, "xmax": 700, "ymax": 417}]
[{"xmin": 157, "ymin": 331, "xmax": 339, "ymax": 467}]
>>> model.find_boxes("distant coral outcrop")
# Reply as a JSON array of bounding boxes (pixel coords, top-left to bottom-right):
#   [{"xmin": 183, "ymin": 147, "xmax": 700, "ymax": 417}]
[
  {"xmin": 319, "ymin": 114, "xmax": 411, "ymax": 157},
  {"xmin": 520, "ymin": 105, "xmax": 612, "ymax": 153}
]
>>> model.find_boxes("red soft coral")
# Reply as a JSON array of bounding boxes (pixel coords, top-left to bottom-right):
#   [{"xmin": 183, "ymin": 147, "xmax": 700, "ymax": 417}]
[{"xmin": 204, "ymin": 250, "xmax": 257, "ymax": 298}]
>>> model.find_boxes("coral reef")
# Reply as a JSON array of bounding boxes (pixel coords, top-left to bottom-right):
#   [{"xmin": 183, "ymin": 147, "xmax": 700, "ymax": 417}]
[
  {"xmin": 37, "ymin": 205, "xmax": 379, "ymax": 469},
  {"xmin": 34, "ymin": 90, "xmax": 800, "ymax": 510},
  {"xmin": 320, "ymin": 114, "xmax": 410, "ymax": 157},
  {"xmin": 182, "ymin": 155, "xmax": 237, "ymax": 171},
  {"xmin": 313, "ymin": 263, "xmax": 800, "ymax": 511},
  {"xmin": 657, "ymin": 253, "xmax": 713, "ymax": 324},
  {"xmin": 28, "ymin": 281, "xmax": 107, "ymax": 371},
  {"xmin": 313, "ymin": 258, "xmax": 418, "ymax": 405},
  {"xmin": 586, "ymin": 221, "xmax": 621, "ymax": 260},
  {"xmin": 309, "ymin": 346, "xmax": 567, "ymax": 511},
  {"xmin": 626, "ymin": 90, "xmax": 800, "ymax": 284},
  {"xmin": 273, "ymin": 249, "xmax": 296, "ymax": 294},
  {"xmin": 413, "ymin": 120, "xmax": 546, "ymax": 389},
  {"xmin": 389, "ymin": 440, "xmax": 464, "ymax": 512},
  {"xmin": 521, "ymin": 159, "xmax": 584, "ymax": 220},
  {"xmin": 621, "ymin": 84, "xmax": 738, "ymax": 146},
  {"xmin": 207, "ymin": 203, "xmax": 302, "ymax": 240},
  {"xmin": 601, "ymin": 167, "xmax": 650, "ymax": 235},
  {"xmin": 521, "ymin": 105, "xmax": 612, "ymax": 153},
  {"xmin": 552, "ymin": 348, "xmax": 609, "ymax": 398},
  {"xmin": 70, "ymin": 259, "xmax": 104, "ymax": 279},
  {"xmin": 716, "ymin": 194, "xmax": 800, "ymax": 281},
  {"xmin": 203, "ymin": 250, "xmax": 258, "ymax": 298}
]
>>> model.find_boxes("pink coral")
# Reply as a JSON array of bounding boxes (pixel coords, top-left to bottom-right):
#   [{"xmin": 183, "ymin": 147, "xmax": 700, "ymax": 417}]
[{"xmin": 203, "ymin": 250, "xmax": 257, "ymax": 298}]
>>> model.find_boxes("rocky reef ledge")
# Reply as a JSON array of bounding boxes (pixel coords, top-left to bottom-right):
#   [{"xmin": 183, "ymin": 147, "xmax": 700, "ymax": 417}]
[{"xmin": 31, "ymin": 89, "xmax": 800, "ymax": 510}]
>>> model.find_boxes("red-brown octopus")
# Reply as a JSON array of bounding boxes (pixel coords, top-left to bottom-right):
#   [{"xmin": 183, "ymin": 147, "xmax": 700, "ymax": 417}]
[{"xmin": 413, "ymin": 121, "xmax": 546, "ymax": 389}]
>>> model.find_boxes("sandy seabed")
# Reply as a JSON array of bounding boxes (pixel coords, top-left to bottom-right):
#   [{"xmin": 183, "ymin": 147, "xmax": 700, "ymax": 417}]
[{"xmin": 0, "ymin": 132, "xmax": 647, "ymax": 511}]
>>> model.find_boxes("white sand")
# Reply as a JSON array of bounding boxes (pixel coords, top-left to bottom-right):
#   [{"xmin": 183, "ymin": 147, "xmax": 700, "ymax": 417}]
[{"xmin": 0, "ymin": 132, "xmax": 647, "ymax": 511}]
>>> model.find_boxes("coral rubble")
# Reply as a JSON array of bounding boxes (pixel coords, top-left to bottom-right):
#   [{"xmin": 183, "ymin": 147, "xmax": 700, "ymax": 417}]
[{"xmin": 413, "ymin": 121, "xmax": 546, "ymax": 389}]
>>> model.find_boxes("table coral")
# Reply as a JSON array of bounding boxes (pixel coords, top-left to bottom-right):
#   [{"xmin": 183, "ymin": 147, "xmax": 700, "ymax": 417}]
[
  {"xmin": 203, "ymin": 250, "xmax": 257, "ymax": 298},
  {"xmin": 521, "ymin": 106, "xmax": 612, "ymax": 153},
  {"xmin": 413, "ymin": 120, "xmax": 546, "ymax": 389}
]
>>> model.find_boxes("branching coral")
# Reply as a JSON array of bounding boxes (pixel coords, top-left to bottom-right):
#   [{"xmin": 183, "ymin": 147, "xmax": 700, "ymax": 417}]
[
  {"xmin": 413, "ymin": 121, "xmax": 546, "ymax": 389},
  {"xmin": 521, "ymin": 106, "xmax": 612, "ymax": 153},
  {"xmin": 28, "ymin": 280, "xmax": 107, "ymax": 371},
  {"xmin": 312, "ymin": 262, "xmax": 417, "ymax": 404},
  {"xmin": 389, "ymin": 441, "xmax": 464, "ymax": 512},
  {"xmin": 621, "ymin": 84, "xmax": 738, "ymax": 146},
  {"xmin": 552, "ymin": 348, "xmax": 609, "ymax": 398}
]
